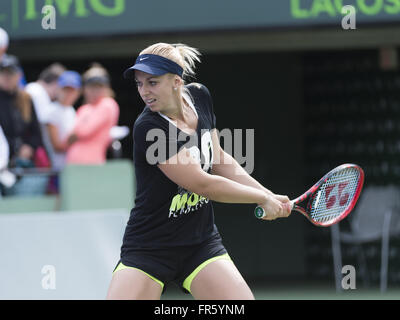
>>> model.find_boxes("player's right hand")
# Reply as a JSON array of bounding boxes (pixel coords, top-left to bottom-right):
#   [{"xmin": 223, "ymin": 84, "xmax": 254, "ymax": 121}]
[
  {"xmin": 258, "ymin": 195, "xmax": 291, "ymax": 220},
  {"xmin": 273, "ymin": 194, "xmax": 290, "ymax": 204}
]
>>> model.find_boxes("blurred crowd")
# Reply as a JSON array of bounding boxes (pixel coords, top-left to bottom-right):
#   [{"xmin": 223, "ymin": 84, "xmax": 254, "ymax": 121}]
[{"xmin": 0, "ymin": 27, "xmax": 126, "ymax": 198}]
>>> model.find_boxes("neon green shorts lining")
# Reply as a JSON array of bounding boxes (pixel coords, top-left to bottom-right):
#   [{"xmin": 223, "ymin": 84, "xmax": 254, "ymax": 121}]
[
  {"xmin": 113, "ymin": 253, "xmax": 231, "ymax": 294},
  {"xmin": 113, "ymin": 262, "xmax": 165, "ymax": 290},
  {"xmin": 183, "ymin": 253, "xmax": 231, "ymax": 293}
]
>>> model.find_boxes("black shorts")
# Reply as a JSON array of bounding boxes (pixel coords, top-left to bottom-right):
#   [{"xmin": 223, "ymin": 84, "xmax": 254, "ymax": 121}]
[{"xmin": 113, "ymin": 233, "xmax": 230, "ymax": 294}]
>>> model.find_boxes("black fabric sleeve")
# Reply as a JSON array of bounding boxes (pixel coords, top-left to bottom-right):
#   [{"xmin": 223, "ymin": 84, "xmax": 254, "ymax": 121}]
[
  {"xmin": 133, "ymin": 118, "xmax": 187, "ymax": 166},
  {"xmin": 186, "ymin": 83, "xmax": 216, "ymax": 129}
]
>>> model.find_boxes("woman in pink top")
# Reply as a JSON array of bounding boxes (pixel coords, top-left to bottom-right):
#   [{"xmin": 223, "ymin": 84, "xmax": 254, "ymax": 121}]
[{"xmin": 66, "ymin": 64, "xmax": 119, "ymax": 165}]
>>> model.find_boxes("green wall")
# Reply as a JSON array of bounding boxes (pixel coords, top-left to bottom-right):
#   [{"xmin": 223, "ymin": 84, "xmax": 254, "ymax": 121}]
[{"xmin": 1, "ymin": 0, "xmax": 399, "ymax": 40}]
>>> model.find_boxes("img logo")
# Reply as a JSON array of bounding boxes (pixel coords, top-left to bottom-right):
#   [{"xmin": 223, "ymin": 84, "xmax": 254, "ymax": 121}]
[{"xmin": 41, "ymin": 5, "xmax": 56, "ymax": 30}]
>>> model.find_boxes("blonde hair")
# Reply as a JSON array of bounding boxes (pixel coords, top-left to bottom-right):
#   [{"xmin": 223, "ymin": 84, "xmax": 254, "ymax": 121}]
[
  {"xmin": 82, "ymin": 63, "xmax": 115, "ymax": 98},
  {"xmin": 82, "ymin": 62, "xmax": 110, "ymax": 83},
  {"xmin": 140, "ymin": 43, "xmax": 201, "ymax": 81}
]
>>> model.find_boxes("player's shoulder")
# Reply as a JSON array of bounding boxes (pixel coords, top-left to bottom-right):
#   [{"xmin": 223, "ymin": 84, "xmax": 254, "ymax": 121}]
[{"xmin": 185, "ymin": 82, "xmax": 212, "ymax": 100}]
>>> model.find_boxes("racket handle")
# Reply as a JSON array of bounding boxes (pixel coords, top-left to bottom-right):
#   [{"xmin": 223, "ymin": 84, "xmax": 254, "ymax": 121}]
[
  {"xmin": 254, "ymin": 206, "xmax": 266, "ymax": 218},
  {"xmin": 254, "ymin": 201, "xmax": 294, "ymax": 219}
]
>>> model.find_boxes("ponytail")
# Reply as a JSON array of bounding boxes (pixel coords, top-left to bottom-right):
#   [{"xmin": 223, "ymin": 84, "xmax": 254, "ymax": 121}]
[
  {"xmin": 140, "ymin": 43, "xmax": 201, "ymax": 81},
  {"xmin": 171, "ymin": 43, "xmax": 201, "ymax": 80}
]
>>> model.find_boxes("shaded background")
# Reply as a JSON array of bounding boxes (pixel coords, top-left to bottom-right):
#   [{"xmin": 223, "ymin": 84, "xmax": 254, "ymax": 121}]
[{"xmin": 1, "ymin": 0, "xmax": 400, "ymax": 298}]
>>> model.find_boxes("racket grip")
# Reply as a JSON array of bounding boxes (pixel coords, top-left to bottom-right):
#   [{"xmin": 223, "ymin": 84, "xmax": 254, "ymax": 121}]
[
  {"xmin": 254, "ymin": 206, "xmax": 266, "ymax": 219},
  {"xmin": 254, "ymin": 201, "xmax": 294, "ymax": 219}
]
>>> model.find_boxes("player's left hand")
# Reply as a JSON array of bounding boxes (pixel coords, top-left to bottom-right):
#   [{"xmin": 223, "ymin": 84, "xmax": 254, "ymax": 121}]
[{"xmin": 272, "ymin": 194, "xmax": 292, "ymax": 216}]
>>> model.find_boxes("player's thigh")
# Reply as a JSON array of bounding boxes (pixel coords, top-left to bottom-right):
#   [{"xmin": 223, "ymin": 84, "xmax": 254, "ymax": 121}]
[
  {"xmin": 190, "ymin": 258, "xmax": 254, "ymax": 300},
  {"xmin": 106, "ymin": 267, "xmax": 163, "ymax": 300}
]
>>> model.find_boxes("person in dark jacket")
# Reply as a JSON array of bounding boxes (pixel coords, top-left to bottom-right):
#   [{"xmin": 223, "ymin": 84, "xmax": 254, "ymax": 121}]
[{"xmin": 0, "ymin": 55, "xmax": 48, "ymax": 195}]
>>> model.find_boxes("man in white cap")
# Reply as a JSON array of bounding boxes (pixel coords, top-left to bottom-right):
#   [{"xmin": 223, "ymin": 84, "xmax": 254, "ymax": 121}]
[
  {"xmin": 0, "ymin": 27, "xmax": 9, "ymax": 60},
  {"xmin": 0, "ymin": 125, "xmax": 16, "ymax": 197},
  {"xmin": 0, "ymin": 27, "xmax": 26, "ymax": 87}
]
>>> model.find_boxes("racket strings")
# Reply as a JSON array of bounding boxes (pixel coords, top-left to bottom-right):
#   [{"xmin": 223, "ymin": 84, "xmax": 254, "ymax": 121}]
[{"xmin": 309, "ymin": 168, "xmax": 360, "ymax": 223}]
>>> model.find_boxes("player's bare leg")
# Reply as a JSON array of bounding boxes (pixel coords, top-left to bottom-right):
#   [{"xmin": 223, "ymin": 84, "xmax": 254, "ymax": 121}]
[
  {"xmin": 106, "ymin": 268, "xmax": 162, "ymax": 300},
  {"xmin": 190, "ymin": 259, "xmax": 255, "ymax": 300}
]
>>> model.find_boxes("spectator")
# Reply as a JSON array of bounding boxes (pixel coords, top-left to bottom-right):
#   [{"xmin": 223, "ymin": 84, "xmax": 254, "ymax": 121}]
[
  {"xmin": 66, "ymin": 63, "xmax": 120, "ymax": 165},
  {"xmin": 0, "ymin": 27, "xmax": 27, "ymax": 88},
  {"xmin": 25, "ymin": 63, "xmax": 66, "ymax": 169},
  {"xmin": 0, "ymin": 126, "xmax": 9, "ymax": 173},
  {"xmin": 46, "ymin": 71, "xmax": 81, "ymax": 171},
  {"xmin": 0, "ymin": 55, "xmax": 48, "ymax": 196},
  {"xmin": 0, "ymin": 124, "xmax": 8, "ymax": 198},
  {"xmin": 0, "ymin": 28, "xmax": 9, "ymax": 60},
  {"xmin": 0, "ymin": 125, "xmax": 16, "ymax": 197},
  {"xmin": 25, "ymin": 62, "xmax": 66, "ymax": 124}
]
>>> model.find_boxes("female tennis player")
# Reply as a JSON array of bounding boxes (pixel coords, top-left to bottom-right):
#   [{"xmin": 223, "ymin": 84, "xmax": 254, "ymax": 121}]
[{"xmin": 106, "ymin": 43, "xmax": 291, "ymax": 300}]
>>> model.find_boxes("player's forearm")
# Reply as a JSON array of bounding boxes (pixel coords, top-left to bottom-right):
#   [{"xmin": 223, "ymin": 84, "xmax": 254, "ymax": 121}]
[
  {"xmin": 200, "ymin": 174, "xmax": 268, "ymax": 205},
  {"xmin": 211, "ymin": 151, "xmax": 275, "ymax": 196}
]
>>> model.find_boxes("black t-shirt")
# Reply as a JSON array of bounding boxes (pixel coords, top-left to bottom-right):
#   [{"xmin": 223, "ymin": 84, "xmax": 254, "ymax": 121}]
[{"xmin": 121, "ymin": 83, "xmax": 220, "ymax": 250}]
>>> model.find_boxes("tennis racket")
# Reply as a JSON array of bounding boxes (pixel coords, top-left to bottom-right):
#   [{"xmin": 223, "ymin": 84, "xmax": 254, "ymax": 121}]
[{"xmin": 254, "ymin": 163, "xmax": 364, "ymax": 227}]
